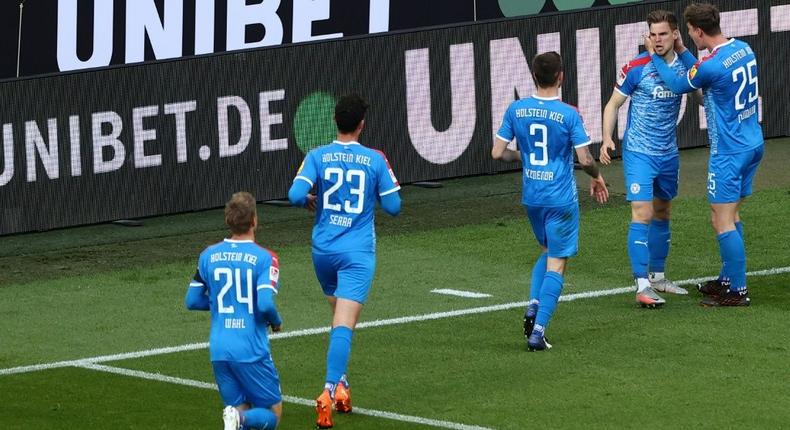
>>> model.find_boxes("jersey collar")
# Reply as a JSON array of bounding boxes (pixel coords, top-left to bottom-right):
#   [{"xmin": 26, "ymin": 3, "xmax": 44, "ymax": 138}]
[
  {"xmin": 532, "ymin": 95, "xmax": 560, "ymax": 101},
  {"xmin": 224, "ymin": 239, "xmax": 253, "ymax": 243},
  {"xmin": 334, "ymin": 140, "xmax": 361, "ymax": 146},
  {"xmin": 712, "ymin": 38, "xmax": 736, "ymax": 52}
]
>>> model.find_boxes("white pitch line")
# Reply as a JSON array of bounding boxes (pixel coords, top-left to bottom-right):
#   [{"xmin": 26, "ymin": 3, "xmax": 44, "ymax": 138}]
[
  {"xmin": 2, "ymin": 266, "xmax": 789, "ymax": 377},
  {"xmin": 431, "ymin": 288, "xmax": 492, "ymax": 298},
  {"xmin": 77, "ymin": 363, "xmax": 494, "ymax": 430}
]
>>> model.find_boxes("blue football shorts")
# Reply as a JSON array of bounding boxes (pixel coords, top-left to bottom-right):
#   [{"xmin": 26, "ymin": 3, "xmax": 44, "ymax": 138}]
[
  {"xmin": 312, "ymin": 251, "xmax": 376, "ymax": 304},
  {"xmin": 707, "ymin": 146, "xmax": 764, "ymax": 204},
  {"xmin": 212, "ymin": 358, "xmax": 282, "ymax": 408},
  {"xmin": 623, "ymin": 150, "xmax": 679, "ymax": 202},
  {"xmin": 525, "ymin": 203, "xmax": 580, "ymax": 258}
]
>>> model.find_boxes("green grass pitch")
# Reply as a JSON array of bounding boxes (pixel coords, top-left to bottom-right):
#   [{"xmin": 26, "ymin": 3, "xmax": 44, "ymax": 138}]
[{"xmin": 1, "ymin": 139, "xmax": 789, "ymax": 429}]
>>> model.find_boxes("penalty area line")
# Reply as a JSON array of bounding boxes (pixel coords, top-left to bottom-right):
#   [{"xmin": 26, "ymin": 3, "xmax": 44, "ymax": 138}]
[
  {"xmin": 2, "ymin": 265, "xmax": 789, "ymax": 377},
  {"xmin": 76, "ymin": 363, "xmax": 495, "ymax": 430}
]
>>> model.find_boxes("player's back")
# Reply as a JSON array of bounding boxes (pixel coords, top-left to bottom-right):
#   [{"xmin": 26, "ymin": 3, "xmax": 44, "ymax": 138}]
[
  {"xmin": 198, "ymin": 239, "xmax": 277, "ymax": 362},
  {"xmin": 305, "ymin": 141, "xmax": 399, "ymax": 254},
  {"xmin": 503, "ymin": 96, "xmax": 591, "ymax": 207},
  {"xmin": 690, "ymin": 39, "xmax": 763, "ymax": 155},
  {"xmin": 618, "ymin": 52, "xmax": 684, "ymax": 156}
]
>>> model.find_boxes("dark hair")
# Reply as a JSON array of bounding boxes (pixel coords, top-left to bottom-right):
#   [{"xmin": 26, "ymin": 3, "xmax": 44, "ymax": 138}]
[
  {"xmin": 684, "ymin": 3, "xmax": 721, "ymax": 36},
  {"xmin": 335, "ymin": 94, "xmax": 369, "ymax": 133},
  {"xmin": 225, "ymin": 192, "xmax": 256, "ymax": 234},
  {"xmin": 647, "ymin": 9, "xmax": 678, "ymax": 31},
  {"xmin": 532, "ymin": 52, "xmax": 563, "ymax": 88}
]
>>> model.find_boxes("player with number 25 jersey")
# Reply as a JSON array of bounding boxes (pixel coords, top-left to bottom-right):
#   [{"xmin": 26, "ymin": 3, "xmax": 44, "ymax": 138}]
[{"xmin": 648, "ymin": 3, "xmax": 763, "ymax": 306}]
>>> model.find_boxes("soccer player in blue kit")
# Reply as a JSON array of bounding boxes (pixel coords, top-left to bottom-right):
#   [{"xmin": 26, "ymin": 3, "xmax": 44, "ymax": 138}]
[
  {"xmin": 492, "ymin": 52, "xmax": 609, "ymax": 351},
  {"xmin": 185, "ymin": 192, "xmax": 283, "ymax": 430},
  {"xmin": 645, "ymin": 3, "xmax": 764, "ymax": 306},
  {"xmin": 288, "ymin": 94, "xmax": 401, "ymax": 428},
  {"xmin": 601, "ymin": 10, "xmax": 698, "ymax": 307}
]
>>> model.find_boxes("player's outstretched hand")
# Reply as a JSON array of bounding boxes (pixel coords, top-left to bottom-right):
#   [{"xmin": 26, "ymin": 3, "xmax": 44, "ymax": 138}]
[
  {"xmin": 305, "ymin": 194, "xmax": 317, "ymax": 212},
  {"xmin": 590, "ymin": 175, "xmax": 609, "ymax": 204},
  {"xmin": 270, "ymin": 324, "xmax": 282, "ymax": 333},
  {"xmin": 600, "ymin": 139, "xmax": 615, "ymax": 165}
]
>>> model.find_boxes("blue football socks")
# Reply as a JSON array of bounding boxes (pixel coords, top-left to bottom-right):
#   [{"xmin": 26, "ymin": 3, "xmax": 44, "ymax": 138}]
[
  {"xmin": 241, "ymin": 408, "xmax": 278, "ymax": 429},
  {"xmin": 325, "ymin": 326, "xmax": 354, "ymax": 388},
  {"xmin": 648, "ymin": 219, "xmax": 671, "ymax": 274},
  {"xmin": 535, "ymin": 271, "xmax": 564, "ymax": 328},
  {"xmin": 627, "ymin": 222, "xmax": 650, "ymax": 279},
  {"xmin": 717, "ymin": 230, "xmax": 747, "ymax": 292},
  {"xmin": 529, "ymin": 252, "xmax": 548, "ymax": 303}
]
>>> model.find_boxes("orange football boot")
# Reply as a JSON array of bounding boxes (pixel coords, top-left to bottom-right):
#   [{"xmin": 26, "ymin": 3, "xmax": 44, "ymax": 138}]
[
  {"xmin": 334, "ymin": 382, "xmax": 352, "ymax": 413},
  {"xmin": 315, "ymin": 389, "xmax": 333, "ymax": 429}
]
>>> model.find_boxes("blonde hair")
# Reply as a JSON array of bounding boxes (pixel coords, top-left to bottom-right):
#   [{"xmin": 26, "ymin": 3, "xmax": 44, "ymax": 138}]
[{"xmin": 224, "ymin": 192, "xmax": 256, "ymax": 234}]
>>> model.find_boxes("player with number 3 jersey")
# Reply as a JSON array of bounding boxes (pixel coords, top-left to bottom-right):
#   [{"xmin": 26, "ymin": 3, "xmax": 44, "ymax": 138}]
[
  {"xmin": 493, "ymin": 52, "xmax": 608, "ymax": 352},
  {"xmin": 646, "ymin": 3, "xmax": 764, "ymax": 306},
  {"xmin": 288, "ymin": 94, "xmax": 401, "ymax": 428}
]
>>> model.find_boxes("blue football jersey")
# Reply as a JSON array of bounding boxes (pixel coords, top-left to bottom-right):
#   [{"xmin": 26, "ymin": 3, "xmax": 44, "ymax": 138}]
[
  {"xmin": 192, "ymin": 239, "xmax": 280, "ymax": 362},
  {"xmin": 294, "ymin": 141, "xmax": 400, "ymax": 254},
  {"xmin": 496, "ymin": 96, "xmax": 592, "ymax": 207},
  {"xmin": 616, "ymin": 52, "xmax": 685, "ymax": 156},
  {"xmin": 687, "ymin": 39, "xmax": 763, "ymax": 155}
]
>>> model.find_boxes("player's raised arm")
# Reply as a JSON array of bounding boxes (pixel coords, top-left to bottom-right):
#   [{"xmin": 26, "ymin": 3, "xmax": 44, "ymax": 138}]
[
  {"xmin": 645, "ymin": 35, "xmax": 696, "ymax": 95},
  {"xmin": 576, "ymin": 145, "xmax": 609, "ymax": 204},
  {"xmin": 601, "ymin": 91, "xmax": 628, "ymax": 165}
]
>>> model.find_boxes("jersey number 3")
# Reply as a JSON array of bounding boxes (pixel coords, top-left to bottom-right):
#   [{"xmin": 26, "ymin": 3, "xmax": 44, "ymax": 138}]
[
  {"xmin": 324, "ymin": 168, "xmax": 366, "ymax": 214},
  {"xmin": 529, "ymin": 124, "xmax": 549, "ymax": 166}
]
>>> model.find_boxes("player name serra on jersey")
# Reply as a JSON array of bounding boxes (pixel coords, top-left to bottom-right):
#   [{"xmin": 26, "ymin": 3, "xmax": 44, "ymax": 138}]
[
  {"xmin": 295, "ymin": 141, "xmax": 400, "ymax": 254},
  {"xmin": 616, "ymin": 52, "xmax": 685, "ymax": 156},
  {"xmin": 497, "ymin": 96, "xmax": 592, "ymax": 207}
]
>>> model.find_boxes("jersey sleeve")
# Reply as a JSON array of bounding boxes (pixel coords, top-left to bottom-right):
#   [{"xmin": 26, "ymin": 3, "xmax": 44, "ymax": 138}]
[
  {"xmin": 615, "ymin": 62, "xmax": 641, "ymax": 96},
  {"xmin": 570, "ymin": 110, "xmax": 593, "ymax": 148},
  {"xmin": 495, "ymin": 105, "xmax": 515, "ymax": 142},
  {"xmin": 651, "ymin": 53, "xmax": 696, "ymax": 94},
  {"xmin": 191, "ymin": 254, "xmax": 208, "ymax": 289},
  {"xmin": 256, "ymin": 250, "xmax": 280, "ymax": 294},
  {"xmin": 294, "ymin": 150, "xmax": 318, "ymax": 187},
  {"xmin": 375, "ymin": 151, "xmax": 401, "ymax": 197},
  {"xmin": 687, "ymin": 57, "xmax": 716, "ymax": 90},
  {"xmin": 185, "ymin": 255, "xmax": 210, "ymax": 310}
]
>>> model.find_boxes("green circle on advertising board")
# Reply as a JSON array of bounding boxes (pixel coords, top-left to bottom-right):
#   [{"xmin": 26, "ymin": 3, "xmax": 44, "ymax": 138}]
[
  {"xmin": 552, "ymin": 0, "xmax": 596, "ymax": 11},
  {"xmin": 294, "ymin": 92, "xmax": 337, "ymax": 154},
  {"xmin": 608, "ymin": 0, "xmax": 642, "ymax": 4},
  {"xmin": 498, "ymin": 0, "xmax": 545, "ymax": 17}
]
